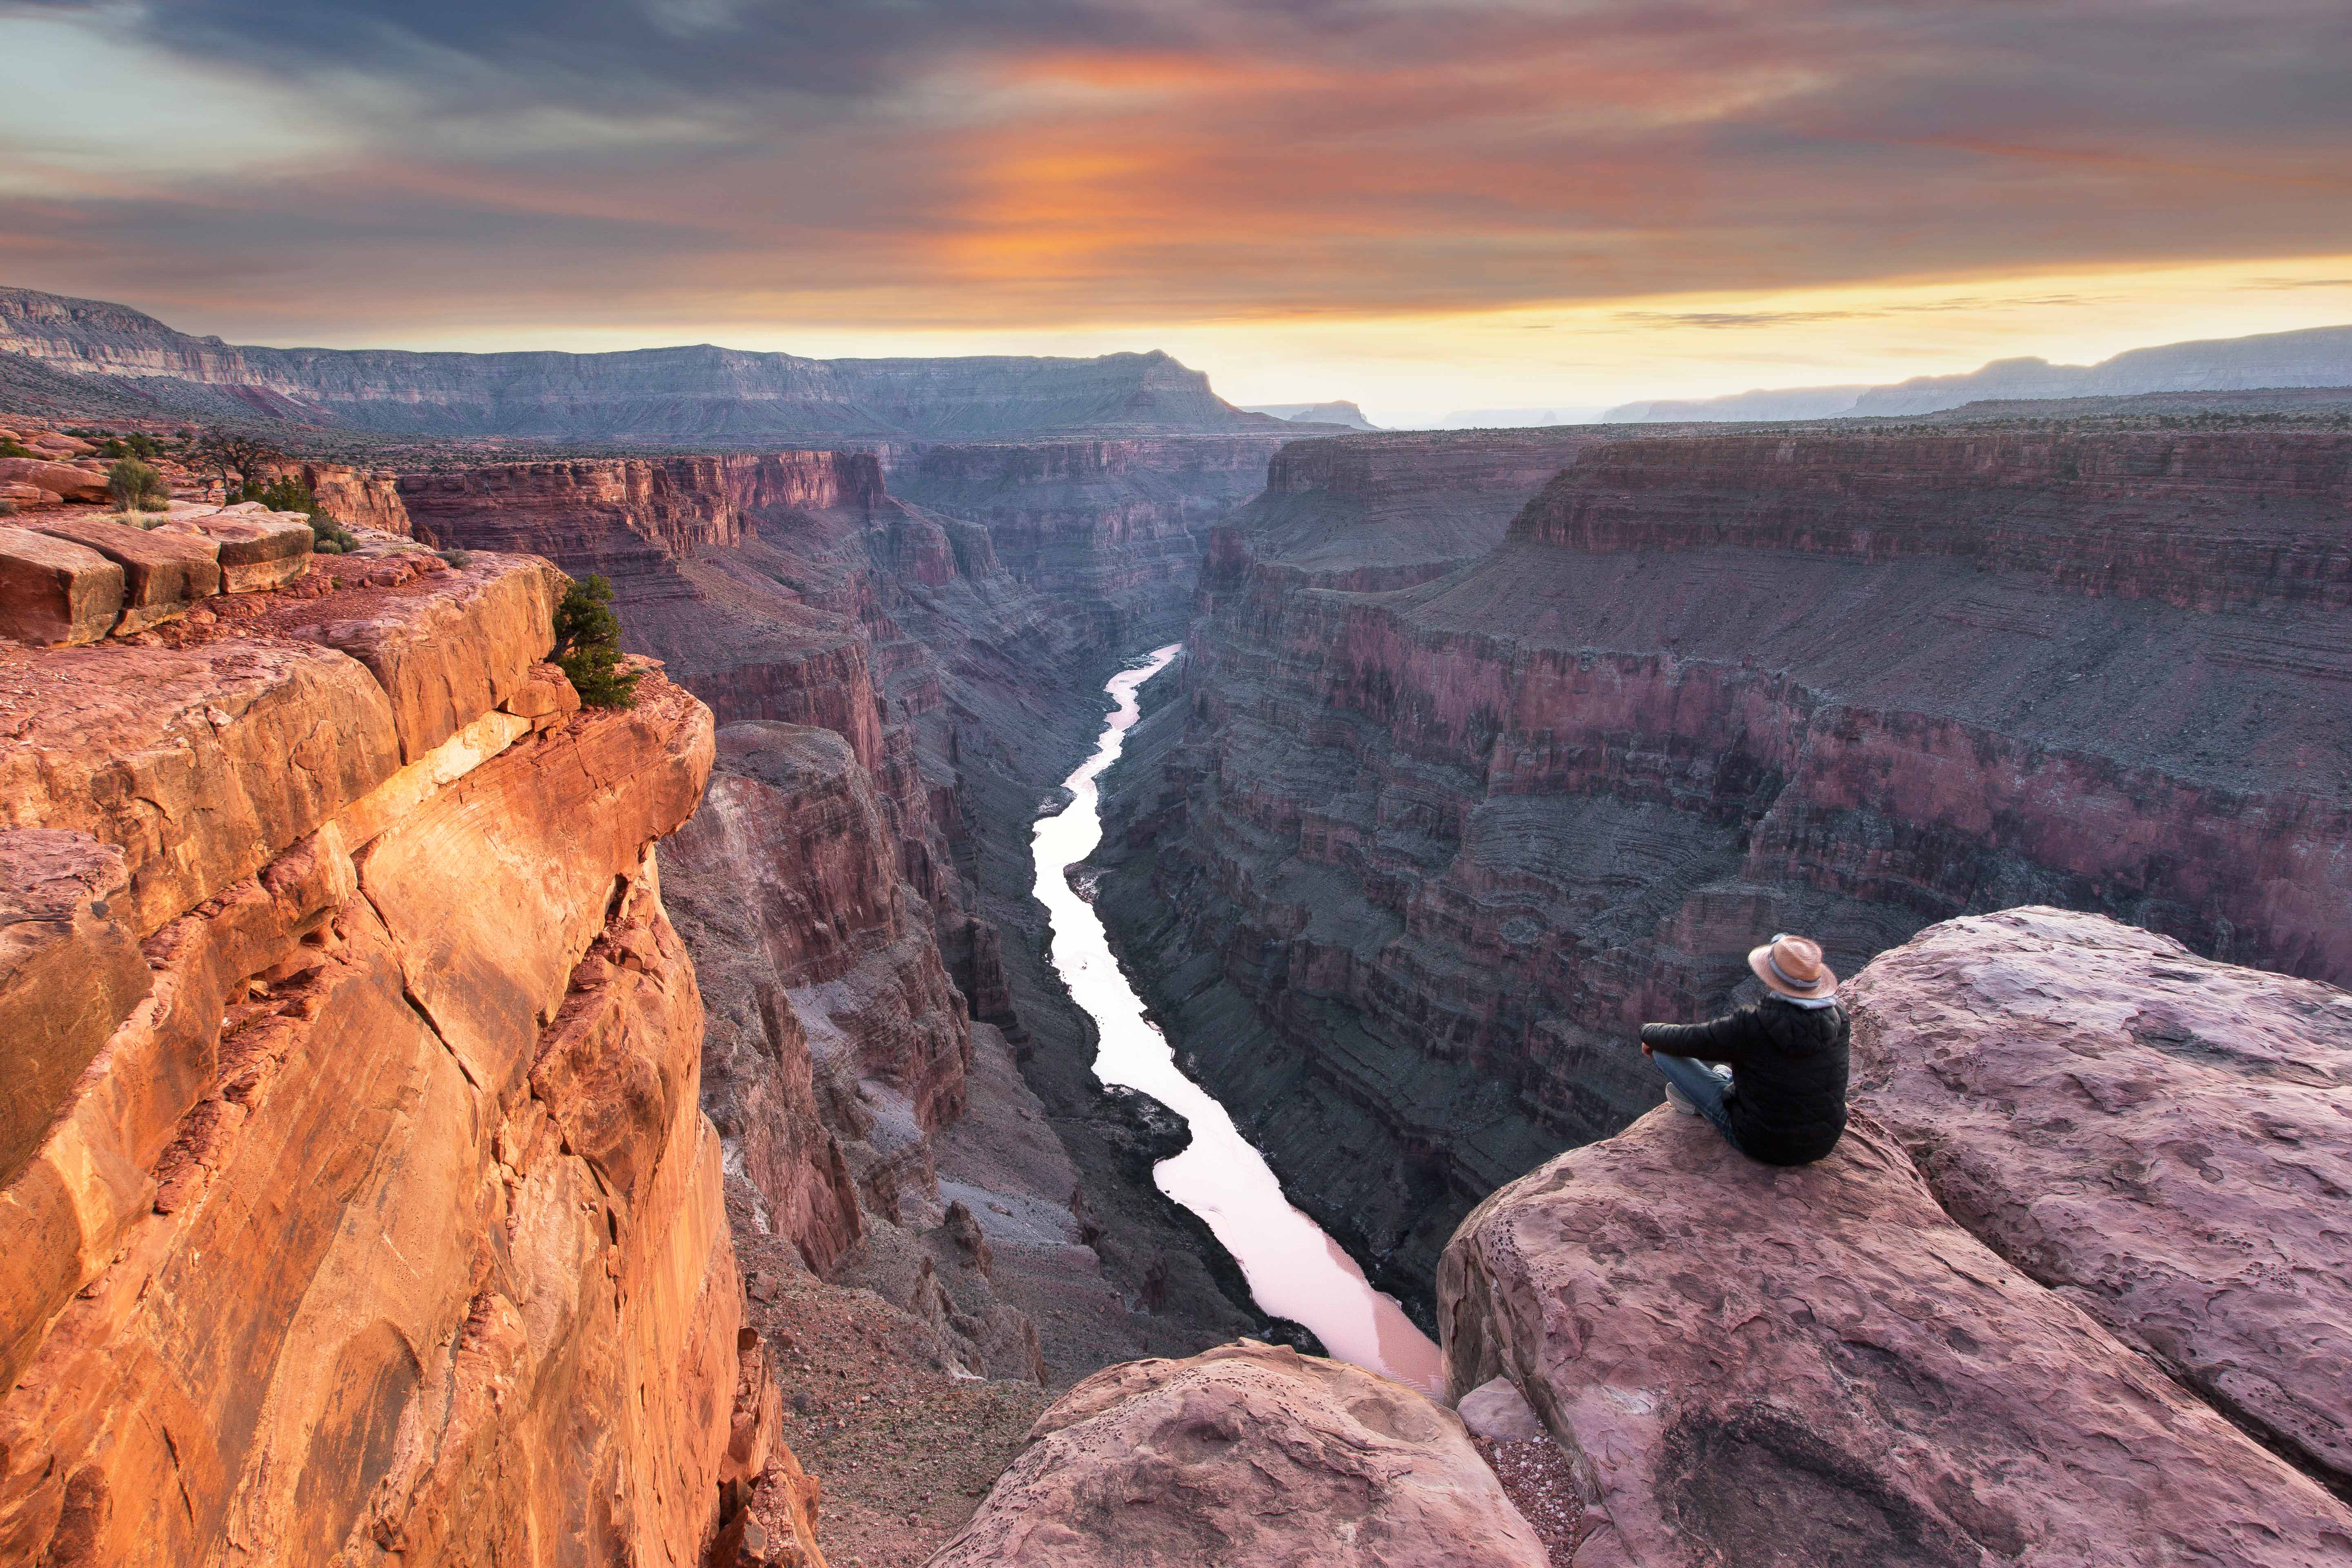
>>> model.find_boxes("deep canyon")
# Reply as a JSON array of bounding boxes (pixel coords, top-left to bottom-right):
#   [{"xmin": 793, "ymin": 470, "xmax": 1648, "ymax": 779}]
[{"xmin": 2, "ymin": 341, "xmax": 2348, "ymax": 1568}]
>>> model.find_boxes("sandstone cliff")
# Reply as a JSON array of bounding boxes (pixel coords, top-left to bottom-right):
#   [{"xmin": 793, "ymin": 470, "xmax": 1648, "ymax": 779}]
[
  {"xmin": 1096, "ymin": 427, "xmax": 2352, "ymax": 1305},
  {"xmin": 1439, "ymin": 909, "xmax": 2352, "ymax": 1564},
  {"xmin": 0, "ymin": 541, "xmax": 795, "ymax": 1563}
]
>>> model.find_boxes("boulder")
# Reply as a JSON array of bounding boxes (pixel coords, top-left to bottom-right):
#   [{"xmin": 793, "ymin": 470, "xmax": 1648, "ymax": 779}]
[
  {"xmin": 0, "ymin": 458, "xmax": 107, "ymax": 504},
  {"xmin": 158, "ymin": 508, "xmax": 313, "ymax": 592},
  {"xmin": 1847, "ymin": 907, "xmax": 2352, "ymax": 1493},
  {"xmin": 0, "ymin": 525, "xmax": 123, "ymax": 644},
  {"xmin": 1439, "ymin": 1107, "xmax": 2352, "ymax": 1567},
  {"xmin": 1, "ymin": 483, "xmax": 50, "ymax": 505},
  {"xmin": 929, "ymin": 1340, "xmax": 1548, "ymax": 1567},
  {"xmin": 1457, "ymin": 1376, "xmax": 1547, "ymax": 1441},
  {"xmin": 27, "ymin": 514, "xmax": 220, "ymax": 631}
]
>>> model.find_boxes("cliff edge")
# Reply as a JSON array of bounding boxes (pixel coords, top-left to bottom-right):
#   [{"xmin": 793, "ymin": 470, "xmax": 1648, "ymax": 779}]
[
  {"xmin": 1439, "ymin": 908, "xmax": 2352, "ymax": 1566},
  {"xmin": 0, "ymin": 536, "xmax": 797, "ymax": 1563}
]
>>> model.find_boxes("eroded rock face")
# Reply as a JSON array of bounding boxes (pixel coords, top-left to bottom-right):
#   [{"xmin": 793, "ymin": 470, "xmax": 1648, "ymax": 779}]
[
  {"xmin": 1846, "ymin": 906, "xmax": 2352, "ymax": 1494},
  {"xmin": 1438, "ymin": 1105, "xmax": 2352, "ymax": 1567},
  {"xmin": 1097, "ymin": 427, "xmax": 2352, "ymax": 1299},
  {"xmin": 2, "ymin": 285, "xmax": 1283, "ymax": 441},
  {"xmin": 664, "ymin": 721, "xmax": 971, "ymax": 1274},
  {"xmin": 930, "ymin": 1341, "xmax": 1548, "ymax": 1567},
  {"xmin": 0, "ymin": 559, "xmax": 785, "ymax": 1567}
]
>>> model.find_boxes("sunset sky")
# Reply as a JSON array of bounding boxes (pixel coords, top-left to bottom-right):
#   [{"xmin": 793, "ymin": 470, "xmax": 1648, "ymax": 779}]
[{"xmin": 4, "ymin": 0, "xmax": 2348, "ymax": 424}]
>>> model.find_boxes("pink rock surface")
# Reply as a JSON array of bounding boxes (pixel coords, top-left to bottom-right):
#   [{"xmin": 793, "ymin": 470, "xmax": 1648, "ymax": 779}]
[
  {"xmin": 930, "ymin": 1340, "xmax": 1548, "ymax": 1567},
  {"xmin": 0, "ymin": 457, "xmax": 107, "ymax": 503},
  {"xmin": 1439, "ymin": 1107, "xmax": 2352, "ymax": 1566},
  {"xmin": 29, "ymin": 513, "xmax": 219, "ymax": 631},
  {"xmin": 1847, "ymin": 906, "xmax": 2352, "ymax": 1492},
  {"xmin": 0, "ymin": 523, "xmax": 122, "ymax": 644}
]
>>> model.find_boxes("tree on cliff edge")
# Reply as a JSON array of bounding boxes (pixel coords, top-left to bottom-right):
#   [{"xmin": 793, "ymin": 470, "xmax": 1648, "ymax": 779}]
[{"xmin": 552, "ymin": 574, "xmax": 641, "ymax": 708}]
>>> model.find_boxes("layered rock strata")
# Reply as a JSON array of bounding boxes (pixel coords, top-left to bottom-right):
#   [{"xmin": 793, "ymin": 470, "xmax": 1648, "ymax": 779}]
[
  {"xmin": 1097, "ymin": 428, "xmax": 2352, "ymax": 1302},
  {"xmin": 2, "ymin": 285, "xmax": 1292, "ymax": 441},
  {"xmin": 407, "ymin": 432, "xmax": 1289, "ymax": 1382},
  {"xmin": 931, "ymin": 1340, "xmax": 1548, "ymax": 1567},
  {"xmin": 1439, "ymin": 910, "xmax": 2352, "ymax": 1565},
  {"xmin": 886, "ymin": 435, "xmax": 1293, "ymax": 646},
  {"xmin": 0, "ymin": 549, "xmax": 790, "ymax": 1565}
]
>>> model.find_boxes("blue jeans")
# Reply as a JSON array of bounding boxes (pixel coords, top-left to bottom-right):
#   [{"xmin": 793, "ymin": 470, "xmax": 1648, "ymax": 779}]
[{"xmin": 1653, "ymin": 1053, "xmax": 1742, "ymax": 1151}]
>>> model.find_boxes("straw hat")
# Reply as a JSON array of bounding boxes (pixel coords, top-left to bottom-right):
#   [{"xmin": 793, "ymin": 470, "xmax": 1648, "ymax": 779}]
[{"xmin": 1748, "ymin": 932, "xmax": 1837, "ymax": 1000}]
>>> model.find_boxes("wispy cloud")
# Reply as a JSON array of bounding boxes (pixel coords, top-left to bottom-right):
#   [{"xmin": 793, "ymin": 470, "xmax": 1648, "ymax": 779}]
[{"xmin": 0, "ymin": 0, "xmax": 2348, "ymax": 365}]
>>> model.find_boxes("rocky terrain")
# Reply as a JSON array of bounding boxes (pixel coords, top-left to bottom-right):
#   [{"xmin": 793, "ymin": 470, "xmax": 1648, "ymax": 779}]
[
  {"xmin": 0, "ymin": 523, "xmax": 794, "ymax": 1562},
  {"xmin": 1096, "ymin": 425, "xmax": 2352, "ymax": 1307},
  {"xmin": 1441, "ymin": 908, "xmax": 2352, "ymax": 1565},
  {"xmin": 0, "ymin": 286, "xmax": 1326, "ymax": 443}
]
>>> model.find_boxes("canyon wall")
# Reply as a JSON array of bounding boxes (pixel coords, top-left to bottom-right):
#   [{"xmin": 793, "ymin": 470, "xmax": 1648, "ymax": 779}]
[
  {"xmin": 1096, "ymin": 427, "xmax": 2352, "ymax": 1305},
  {"xmin": 0, "ymin": 286, "xmax": 1315, "ymax": 442},
  {"xmin": 403, "ymin": 443, "xmax": 1278, "ymax": 1383},
  {"xmin": 886, "ymin": 435, "xmax": 1292, "ymax": 647},
  {"xmin": 0, "ymin": 540, "xmax": 786, "ymax": 1564}
]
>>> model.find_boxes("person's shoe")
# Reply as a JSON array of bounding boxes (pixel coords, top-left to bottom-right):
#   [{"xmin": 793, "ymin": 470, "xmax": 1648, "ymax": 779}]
[{"xmin": 1662, "ymin": 1080, "xmax": 1700, "ymax": 1116}]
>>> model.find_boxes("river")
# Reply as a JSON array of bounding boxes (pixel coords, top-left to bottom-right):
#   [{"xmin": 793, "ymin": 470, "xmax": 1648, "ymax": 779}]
[{"xmin": 1029, "ymin": 642, "xmax": 1444, "ymax": 1395}]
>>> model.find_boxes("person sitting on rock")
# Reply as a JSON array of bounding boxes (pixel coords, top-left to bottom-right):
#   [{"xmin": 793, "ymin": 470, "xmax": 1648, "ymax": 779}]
[{"xmin": 1638, "ymin": 932, "xmax": 1849, "ymax": 1165}]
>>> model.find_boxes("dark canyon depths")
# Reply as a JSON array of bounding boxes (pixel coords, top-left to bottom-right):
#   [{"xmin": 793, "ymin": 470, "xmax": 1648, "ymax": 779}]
[{"xmin": 1092, "ymin": 425, "xmax": 2352, "ymax": 1309}]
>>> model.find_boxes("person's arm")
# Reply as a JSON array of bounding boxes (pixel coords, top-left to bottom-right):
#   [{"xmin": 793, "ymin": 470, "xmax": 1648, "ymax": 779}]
[{"xmin": 1640, "ymin": 1007, "xmax": 1768, "ymax": 1066}]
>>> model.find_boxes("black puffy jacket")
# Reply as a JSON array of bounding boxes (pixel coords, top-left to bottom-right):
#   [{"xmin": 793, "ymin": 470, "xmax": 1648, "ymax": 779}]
[{"xmin": 1639, "ymin": 998, "xmax": 1850, "ymax": 1165}]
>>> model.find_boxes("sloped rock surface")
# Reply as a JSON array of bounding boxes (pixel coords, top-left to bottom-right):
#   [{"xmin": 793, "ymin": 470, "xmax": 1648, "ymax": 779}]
[
  {"xmin": 1847, "ymin": 906, "xmax": 2352, "ymax": 1494},
  {"xmin": 929, "ymin": 1340, "xmax": 1547, "ymax": 1567},
  {"xmin": 1439, "ymin": 1105, "xmax": 2352, "ymax": 1567},
  {"xmin": 0, "ymin": 561, "xmax": 788, "ymax": 1566}
]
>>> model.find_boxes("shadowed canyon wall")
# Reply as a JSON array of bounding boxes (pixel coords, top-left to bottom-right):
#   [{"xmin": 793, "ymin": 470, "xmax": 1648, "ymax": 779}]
[
  {"xmin": 0, "ymin": 544, "xmax": 791, "ymax": 1565},
  {"xmin": 1095, "ymin": 427, "xmax": 2352, "ymax": 1304}
]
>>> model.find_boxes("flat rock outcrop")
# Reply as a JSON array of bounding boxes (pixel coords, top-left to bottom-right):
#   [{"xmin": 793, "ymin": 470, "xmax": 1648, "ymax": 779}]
[
  {"xmin": 1439, "ymin": 1098, "xmax": 2352, "ymax": 1566},
  {"xmin": 1098, "ymin": 427, "xmax": 2352, "ymax": 1299},
  {"xmin": 0, "ymin": 550, "xmax": 789, "ymax": 1566},
  {"xmin": 929, "ymin": 1340, "xmax": 1548, "ymax": 1567},
  {"xmin": 1846, "ymin": 906, "xmax": 2352, "ymax": 1494}
]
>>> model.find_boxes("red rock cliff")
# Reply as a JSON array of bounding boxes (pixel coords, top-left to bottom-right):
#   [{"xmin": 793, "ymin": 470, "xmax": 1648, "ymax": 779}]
[{"xmin": 0, "ymin": 546, "xmax": 800, "ymax": 1566}]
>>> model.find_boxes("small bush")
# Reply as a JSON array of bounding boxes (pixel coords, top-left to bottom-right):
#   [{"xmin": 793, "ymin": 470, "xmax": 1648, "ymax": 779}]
[
  {"xmin": 309, "ymin": 515, "xmax": 358, "ymax": 554},
  {"xmin": 0, "ymin": 499, "xmax": 15, "ymax": 518},
  {"xmin": 437, "ymin": 548, "xmax": 473, "ymax": 568},
  {"xmin": 236, "ymin": 474, "xmax": 324, "ymax": 519},
  {"xmin": 0, "ymin": 438, "xmax": 33, "ymax": 459},
  {"xmin": 552, "ymin": 574, "xmax": 640, "ymax": 709},
  {"xmin": 109, "ymin": 457, "xmax": 168, "ymax": 512}
]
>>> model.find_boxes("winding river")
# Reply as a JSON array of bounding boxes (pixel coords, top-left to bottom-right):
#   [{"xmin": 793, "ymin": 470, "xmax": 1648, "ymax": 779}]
[{"xmin": 1031, "ymin": 643, "xmax": 1444, "ymax": 1395}]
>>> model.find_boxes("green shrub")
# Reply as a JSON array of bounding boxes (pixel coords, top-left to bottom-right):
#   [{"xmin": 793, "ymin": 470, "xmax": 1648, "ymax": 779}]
[
  {"xmin": 236, "ymin": 473, "xmax": 324, "ymax": 519},
  {"xmin": 551, "ymin": 575, "xmax": 640, "ymax": 709},
  {"xmin": 437, "ymin": 548, "xmax": 473, "ymax": 568},
  {"xmin": 0, "ymin": 499, "xmax": 15, "ymax": 519},
  {"xmin": 108, "ymin": 457, "xmax": 168, "ymax": 512},
  {"xmin": 0, "ymin": 439, "xmax": 33, "ymax": 459}
]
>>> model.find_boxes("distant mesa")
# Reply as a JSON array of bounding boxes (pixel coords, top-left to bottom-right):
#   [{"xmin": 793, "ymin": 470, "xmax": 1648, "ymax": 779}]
[
  {"xmin": 1602, "ymin": 323, "xmax": 2352, "ymax": 421},
  {"xmin": 0, "ymin": 285, "xmax": 1300, "ymax": 444},
  {"xmin": 1421, "ymin": 405, "xmax": 1610, "ymax": 429},
  {"xmin": 1241, "ymin": 400, "xmax": 1383, "ymax": 431}
]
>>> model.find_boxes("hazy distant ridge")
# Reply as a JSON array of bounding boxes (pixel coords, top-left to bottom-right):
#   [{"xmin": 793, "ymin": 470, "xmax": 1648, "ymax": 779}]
[
  {"xmin": 0, "ymin": 285, "xmax": 1291, "ymax": 442},
  {"xmin": 1602, "ymin": 324, "xmax": 2352, "ymax": 422}
]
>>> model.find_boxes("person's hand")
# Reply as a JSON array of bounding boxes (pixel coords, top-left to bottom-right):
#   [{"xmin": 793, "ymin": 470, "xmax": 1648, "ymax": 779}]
[{"xmin": 1640, "ymin": 1037, "xmax": 1654, "ymax": 1057}]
